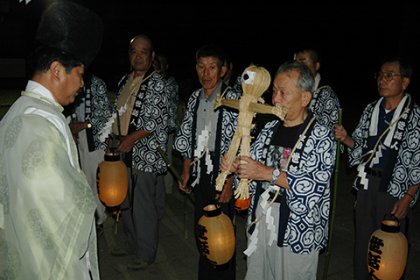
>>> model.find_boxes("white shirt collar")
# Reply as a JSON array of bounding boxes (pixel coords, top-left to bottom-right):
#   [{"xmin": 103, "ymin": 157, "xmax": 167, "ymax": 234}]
[{"xmin": 25, "ymin": 80, "xmax": 56, "ymax": 102}]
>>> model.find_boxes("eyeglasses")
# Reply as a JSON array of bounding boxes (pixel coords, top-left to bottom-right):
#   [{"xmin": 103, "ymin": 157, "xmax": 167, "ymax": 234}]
[{"xmin": 375, "ymin": 71, "xmax": 404, "ymax": 81}]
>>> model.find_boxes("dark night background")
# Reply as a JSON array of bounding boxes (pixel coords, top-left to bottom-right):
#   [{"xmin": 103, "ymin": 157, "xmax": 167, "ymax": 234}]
[
  {"xmin": 1, "ymin": 0, "xmax": 420, "ymax": 126},
  {"xmin": 2, "ymin": 2, "xmax": 420, "ymax": 278}
]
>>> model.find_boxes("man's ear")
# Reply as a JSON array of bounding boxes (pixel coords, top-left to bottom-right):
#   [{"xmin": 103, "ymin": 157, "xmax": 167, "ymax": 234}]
[
  {"xmin": 402, "ymin": 77, "xmax": 410, "ymax": 90},
  {"xmin": 220, "ymin": 65, "xmax": 227, "ymax": 78},
  {"xmin": 302, "ymin": 91, "xmax": 312, "ymax": 107},
  {"xmin": 315, "ymin": 62, "xmax": 320, "ymax": 72},
  {"xmin": 50, "ymin": 61, "xmax": 65, "ymax": 82}
]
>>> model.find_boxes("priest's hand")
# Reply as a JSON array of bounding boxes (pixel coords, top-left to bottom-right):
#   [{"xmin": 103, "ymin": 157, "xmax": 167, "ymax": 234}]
[{"xmin": 69, "ymin": 121, "xmax": 87, "ymax": 134}]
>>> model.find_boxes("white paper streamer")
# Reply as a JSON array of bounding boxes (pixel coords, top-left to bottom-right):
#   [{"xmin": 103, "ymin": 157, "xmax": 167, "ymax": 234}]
[
  {"xmin": 370, "ymin": 144, "xmax": 384, "ymax": 167},
  {"xmin": 191, "ymin": 125, "xmax": 212, "ymax": 187},
  {"xmin": 266, "ymin": 206, "xmax": 277, "ymax": 246},
  {"xmin": 244, "ymin": 228, "xmax": 259, "ymax": 257},
  {"xmin": 357, "ymin": 164, "xmax": 369, "ymax": 190},
  {"xmin": 98, "ymin": 104, "xmax": 129, "ymax": 143},
  {"xmin": 244, "ymin": 185, "xmax": 280, "ymax": 256}
]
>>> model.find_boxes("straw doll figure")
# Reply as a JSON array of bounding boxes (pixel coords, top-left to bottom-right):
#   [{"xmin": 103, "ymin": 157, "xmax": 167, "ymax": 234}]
[{"xmin": 214, "ymin": 65, "xmax": 287, "ymax": 200}]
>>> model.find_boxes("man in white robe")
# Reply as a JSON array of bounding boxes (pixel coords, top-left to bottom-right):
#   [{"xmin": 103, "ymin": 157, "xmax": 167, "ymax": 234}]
[{"xmin": 0, "ymin": 1, "xmax": 103, "ymax": 279}]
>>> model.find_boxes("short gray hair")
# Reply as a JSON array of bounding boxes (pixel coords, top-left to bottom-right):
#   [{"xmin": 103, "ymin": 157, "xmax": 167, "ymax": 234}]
[{"xmin": 275, "ymin": 60, "xmax": 315, "ymax": 94}]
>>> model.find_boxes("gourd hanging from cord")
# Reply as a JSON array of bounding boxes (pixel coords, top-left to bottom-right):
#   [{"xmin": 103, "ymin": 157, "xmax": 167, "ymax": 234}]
[{"xmin": 235, "ymin": 195, "xmax": 252, "ymax": 211}]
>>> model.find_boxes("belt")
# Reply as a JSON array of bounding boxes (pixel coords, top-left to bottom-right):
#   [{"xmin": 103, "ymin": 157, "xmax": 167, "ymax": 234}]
[
  {"xmin": 268, "ymin": 191, "xmax": 283, "ymax": 203},
  {"xmin": 365, "ymin": 167, "xmax": 383, "ymax": 178}
]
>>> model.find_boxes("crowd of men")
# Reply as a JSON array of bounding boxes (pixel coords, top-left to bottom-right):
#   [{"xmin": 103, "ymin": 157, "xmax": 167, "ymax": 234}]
[{"xmin": 0, "ymin": 1, "xmax": 419, "ymax": 279}]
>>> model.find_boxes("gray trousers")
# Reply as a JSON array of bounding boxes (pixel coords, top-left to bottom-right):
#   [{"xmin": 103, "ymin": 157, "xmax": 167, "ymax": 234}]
[
  {"xmin": 354, "ymin": 172, "xmax": 412, "ymax": 280},
  {"xmin": 120, "ymin": 168, "xmax": 166, "ymax": 262},
  {"xmin": 245, "ymin": 201, "xmax": 318, "ymax": 280}
]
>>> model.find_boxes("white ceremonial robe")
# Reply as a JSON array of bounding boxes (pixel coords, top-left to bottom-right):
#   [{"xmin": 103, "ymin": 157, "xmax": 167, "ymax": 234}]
[{"xmin": 0, "ymin": 81, "xmax": 99, "ymax": 279}]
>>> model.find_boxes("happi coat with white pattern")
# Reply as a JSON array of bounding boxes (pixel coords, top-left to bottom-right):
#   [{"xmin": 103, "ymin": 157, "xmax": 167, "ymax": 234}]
[
  {"xmin": 348, "ymin": 97, "xmax": 420, "ymax": 205},
  {"xmin": 245, "ymin": 116, "xmax": 335, "ymax": 254},
  {"xmin": 309, "ymin": 85, "xmax": 340, "ymax": 132},
  {"xmin": 173, "ymin": 78, "xmax": 241, "ymax": 177},
  {"xmin": 114, "ymin": 69, "xmax": 169, "ymax": 174}
]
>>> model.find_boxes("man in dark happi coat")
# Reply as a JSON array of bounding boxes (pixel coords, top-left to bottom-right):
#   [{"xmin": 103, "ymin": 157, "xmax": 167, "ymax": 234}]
[
  {"xmin": 174, "ymin": 44, "xmax": 242, "ymax": 279},
  {"xmin": 110, "ymin": 35, "xmax": 169, "ymax": 270},
  {"xmin": 335, "ymin": 56, "xmax": 420, "ymax": 279}
]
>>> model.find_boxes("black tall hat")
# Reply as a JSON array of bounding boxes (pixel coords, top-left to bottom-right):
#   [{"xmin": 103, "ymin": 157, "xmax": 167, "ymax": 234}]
[{"xmin": 35, "ymin": 0, "xmax": 104, "ymax": 67}]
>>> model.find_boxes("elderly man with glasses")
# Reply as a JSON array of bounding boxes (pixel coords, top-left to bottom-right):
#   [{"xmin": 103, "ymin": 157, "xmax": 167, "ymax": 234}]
[{"xmin": 335, "ymin": 56, "xmax": 420, "ymax": 280}]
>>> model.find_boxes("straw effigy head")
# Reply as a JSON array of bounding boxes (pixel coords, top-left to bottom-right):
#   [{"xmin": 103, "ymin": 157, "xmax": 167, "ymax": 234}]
[{"xmin": 241, "ymin": 65, "xmax": 271, "ymax": 98}]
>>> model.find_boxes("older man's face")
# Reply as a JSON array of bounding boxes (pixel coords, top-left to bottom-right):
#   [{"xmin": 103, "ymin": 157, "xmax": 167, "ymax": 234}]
[
  {"xmin": 272, "ymin": 70, "xmax": 309, "ymax": 123},
  {"xmin": 377, "ymin": 61, "xmax": 409, "ymax": 99},
  {"xmin": 129, "ymin": 37, "xmax": 155, "ymax": 75}
]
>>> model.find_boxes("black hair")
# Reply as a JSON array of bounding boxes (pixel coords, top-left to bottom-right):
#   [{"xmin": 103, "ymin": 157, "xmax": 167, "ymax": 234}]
[
  {"xmin": 294, "ymin": 44, "xmax": 321, "ymax": 64},
  {"xmin": 381, "ymin": 55, "xmax": 412, "ymax": 80},
  {"xmin": 195, "ymin": 44, "xmax": 226, "ymax": 67},
  {"xmin": 27, "ymin": 44, "xmax": 83, "ymax": 78}
]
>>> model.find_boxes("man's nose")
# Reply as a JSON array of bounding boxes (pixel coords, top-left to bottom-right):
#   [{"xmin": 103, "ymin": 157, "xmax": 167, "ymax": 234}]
[
  {"xmin": 378, "ymin": 75, "xmax": 387, "ymax": 85},
  {"xmin": 272, "ymin": 91, "xmax": 280, "ymax": 102}
]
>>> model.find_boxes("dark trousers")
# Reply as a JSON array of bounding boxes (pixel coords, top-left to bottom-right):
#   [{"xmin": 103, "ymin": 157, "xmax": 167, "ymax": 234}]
[
  {"xmin": 120, "ymin": 168, "xmax": 166, "ymax": 262},
  {"xmin": 354, "ymin": 172, "xmax": 412, "ymax": 280},
  {"xmin": 193, "ymin": 156, "xmax": 236, "ymax": 280}
]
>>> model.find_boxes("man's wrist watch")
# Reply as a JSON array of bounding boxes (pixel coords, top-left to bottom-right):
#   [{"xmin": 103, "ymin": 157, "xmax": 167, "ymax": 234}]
[{"xmin": 271, "ymin": 168, "xmax": 281, "ymax": 185}]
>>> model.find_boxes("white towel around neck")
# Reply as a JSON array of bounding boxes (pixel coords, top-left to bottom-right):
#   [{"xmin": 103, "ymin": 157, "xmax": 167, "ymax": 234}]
[{"xmin": 369, "ymin": 95, "xmax": 407, "ymax": 147}]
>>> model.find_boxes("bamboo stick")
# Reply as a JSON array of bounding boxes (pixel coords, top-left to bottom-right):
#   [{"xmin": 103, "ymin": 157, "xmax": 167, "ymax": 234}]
[
  {"xmin": 323, "ymin": 108, "xmax": 342, "ymax": 279},
  {"xmin": 156, "ymin": 145, "xmax": 193, "ymax": 239}
]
